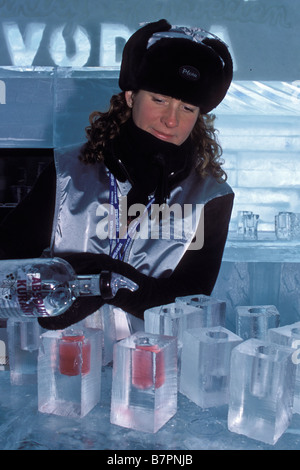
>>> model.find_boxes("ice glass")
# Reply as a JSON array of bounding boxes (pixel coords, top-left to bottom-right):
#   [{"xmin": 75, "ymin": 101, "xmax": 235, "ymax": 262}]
[
  {"xmin": 237, "ymin": 211, "xmax": 259, "ymax": 240},
  {"xmin": 7, "ymin": 318, "xmax": 41, "ymax": 385},
  {"xmin": 144, "ymin": 302, "xmax": 204, "ymax": 345},
  {"xmin": 110, "ymin": 331, "xmax": 177, "ymax": 433},
  {"xmin": 268, "ymin": 321, "xmax": 300, "ymax": 414},
  {"xmin": 180, "ymin": 326, "xmax": 242, "ymax": 407},
  {"xmin": 228, "ymin": 338, "xmax": 296, "ymax": 445},
  {"xmin": 38, "ymin": 327, "xmax": 102, "ymax": 418},
  {"xmin": 235, "ymin": 305, "xmax": 280, "ymax": 340},
  {"xmin": 275, "ymin": 212, "xmax": 300, "ymax": 241},
  {"xmin": 144, "ymin": 302, "xmax": 205, "ymax": 385},
  {"xmin": 176, "ymin": 294, "xmax": 226, "ymax": 327},
  {"xmin": 275, "ymin": 212, "xmax": 293, "ymax": 240}
]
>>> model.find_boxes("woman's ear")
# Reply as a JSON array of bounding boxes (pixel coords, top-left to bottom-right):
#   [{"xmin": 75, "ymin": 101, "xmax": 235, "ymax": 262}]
[{"xmin": 125, "ymin": 90, "xmax": 134, "ymax": 108}]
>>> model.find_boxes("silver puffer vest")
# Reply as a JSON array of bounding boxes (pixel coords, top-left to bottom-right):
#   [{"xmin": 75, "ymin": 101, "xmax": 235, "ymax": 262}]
[{"xmin": 50, "ymin": 143, "xmax": 233, "ymax": 279}]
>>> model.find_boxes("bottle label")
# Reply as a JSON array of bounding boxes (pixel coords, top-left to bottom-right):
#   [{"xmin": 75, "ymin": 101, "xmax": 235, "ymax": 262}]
[{"xmin": 0, "ymin": 271, "xmax": 48, "ymax": 316}]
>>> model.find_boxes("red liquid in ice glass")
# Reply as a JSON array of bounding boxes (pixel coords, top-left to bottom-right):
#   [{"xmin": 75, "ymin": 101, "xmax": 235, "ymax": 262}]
[
  {"xmin": 131, "ymin": 337, "xmax": 165, "ymax": 390},
  {"xmin": 59, "ymin": 333, "xmax": 91, "ymax": 376}
]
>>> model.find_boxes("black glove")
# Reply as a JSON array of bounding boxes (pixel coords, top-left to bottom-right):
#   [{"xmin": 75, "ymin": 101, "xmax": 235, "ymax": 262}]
[{"xmin": 38, "ymin": 253, "xmax": 163, "ymax": 331}]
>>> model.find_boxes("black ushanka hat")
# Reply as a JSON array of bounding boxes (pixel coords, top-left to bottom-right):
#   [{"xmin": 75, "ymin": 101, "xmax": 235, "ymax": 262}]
[{"xmin": 119, "ymin": 19, "xmax": 233, "ymax": 114}]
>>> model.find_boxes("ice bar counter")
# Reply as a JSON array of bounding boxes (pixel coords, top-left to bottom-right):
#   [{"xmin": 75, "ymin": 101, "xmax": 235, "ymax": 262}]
[
  {"xmin": 1, "ymin": 294, "xmax": 300, "ymax": 450},
  {"xmin": 1, "ymin": 68, "xmax": 300, "ymax": 450}
]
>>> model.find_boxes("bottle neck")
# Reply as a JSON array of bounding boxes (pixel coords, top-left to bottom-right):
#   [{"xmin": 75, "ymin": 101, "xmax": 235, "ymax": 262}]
[
  {"xmin": 73, "ymin": 274, "xmax": 101, "ymax": 296},
  {"xmin": 73, "ymin": 271, "xmax": 138, "ymax": 300}
]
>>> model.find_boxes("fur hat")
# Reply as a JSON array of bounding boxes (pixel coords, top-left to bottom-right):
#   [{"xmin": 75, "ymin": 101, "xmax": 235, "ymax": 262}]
[{"xmin": 119, "ymin": 19, "xmax": 233, "ymax": 113}]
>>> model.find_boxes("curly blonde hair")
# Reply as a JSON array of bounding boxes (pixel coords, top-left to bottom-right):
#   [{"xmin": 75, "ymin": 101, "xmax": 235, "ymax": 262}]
[{"xmin": 82, "ymin": 91, "xmax": 227, "ymax": 182}]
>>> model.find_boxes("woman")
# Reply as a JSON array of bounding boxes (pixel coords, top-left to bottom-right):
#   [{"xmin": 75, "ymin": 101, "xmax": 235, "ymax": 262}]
[{"xmin": 0, "ymin": 19, "xmax": 234, "ymax": 330}]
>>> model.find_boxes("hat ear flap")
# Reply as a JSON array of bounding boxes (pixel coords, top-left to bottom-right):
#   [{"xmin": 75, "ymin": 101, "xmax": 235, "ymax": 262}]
[
  {"xmin": 119, "ymin": 19, "xmax": 171, "ymax": 91},
  {"xmin": 203, "ymin": 38, "xmax": 233, "ymax": 88}
]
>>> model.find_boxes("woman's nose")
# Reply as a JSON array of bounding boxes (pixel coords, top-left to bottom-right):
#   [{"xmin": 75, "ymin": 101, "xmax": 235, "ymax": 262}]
[{"xmin": 161, "ymin": 105, "xmax": 179, "ymax": 128}]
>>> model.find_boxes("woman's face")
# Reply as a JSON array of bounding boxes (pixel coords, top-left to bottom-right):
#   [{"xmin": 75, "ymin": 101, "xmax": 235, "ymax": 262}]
[{"xmin": 125, "ymin": 90, "xmax": 200, "ymax": 146}]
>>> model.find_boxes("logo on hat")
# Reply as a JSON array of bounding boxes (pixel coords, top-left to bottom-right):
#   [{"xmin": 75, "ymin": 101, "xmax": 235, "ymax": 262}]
[{"xmin": 179, "ymin": 65, "xmax": 200, "ymax": 81}]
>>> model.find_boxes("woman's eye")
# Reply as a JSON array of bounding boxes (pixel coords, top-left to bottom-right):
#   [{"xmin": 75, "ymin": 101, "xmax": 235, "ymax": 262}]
[
  {"xmin": 152, "ymin": 97, "xmax": 164, "ymax": 103},
  {"xmin": 183, "ymin": 105, "xmax": 195, "ymax": 113}
]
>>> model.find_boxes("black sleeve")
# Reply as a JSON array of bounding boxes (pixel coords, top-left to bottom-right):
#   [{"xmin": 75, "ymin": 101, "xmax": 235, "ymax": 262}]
[{"xmin": 0, "ymin": 161, "xmax": 56, "ymax": 259}]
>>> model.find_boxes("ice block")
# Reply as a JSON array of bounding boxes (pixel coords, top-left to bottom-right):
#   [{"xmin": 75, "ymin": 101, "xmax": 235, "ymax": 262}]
[
  {"xmin": 175, "ymin": 294, "xmax": 226, "ymax": 327},
  {"xmin": 228, "ymin": 338, "xmax": 296, "ymax": 445},
  {"xmin": 110, "ymin": 332, "xmax": 177, "ymax": 433},
  {"xmin": 38, "ymin": 327, "xmax": 102, "ymax": 418},
  {"xmin": 180, "ymin": 326, "xmax": 242, "ymax": 407},
  {"xmin": 235, "ymin": 304, "xmax": 280, "ymax": 340},
  {"xmin": 7, "ymin": 318, "xmax": 41, "ymax": 385},
  {"xmin": 268, "ymin": 321, "xmax": 300, "ymax": 414}
]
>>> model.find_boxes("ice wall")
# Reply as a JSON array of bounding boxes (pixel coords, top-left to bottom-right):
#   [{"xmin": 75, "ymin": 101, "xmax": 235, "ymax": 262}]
[{"xmin": 217, "ymin": 81, "xmax": 300, "ymax": 236}]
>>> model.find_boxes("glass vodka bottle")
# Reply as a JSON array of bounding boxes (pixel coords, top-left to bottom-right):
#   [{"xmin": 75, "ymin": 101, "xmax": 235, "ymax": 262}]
[{"xmin": 0, "ymin": 257, "xmax": 138, "ymax": 318}]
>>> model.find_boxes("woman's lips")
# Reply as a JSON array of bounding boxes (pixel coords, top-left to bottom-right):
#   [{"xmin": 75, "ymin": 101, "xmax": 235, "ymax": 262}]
[{"xmin": 151, "ymin": 129, "xmax": 175, "ymax": 142}]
